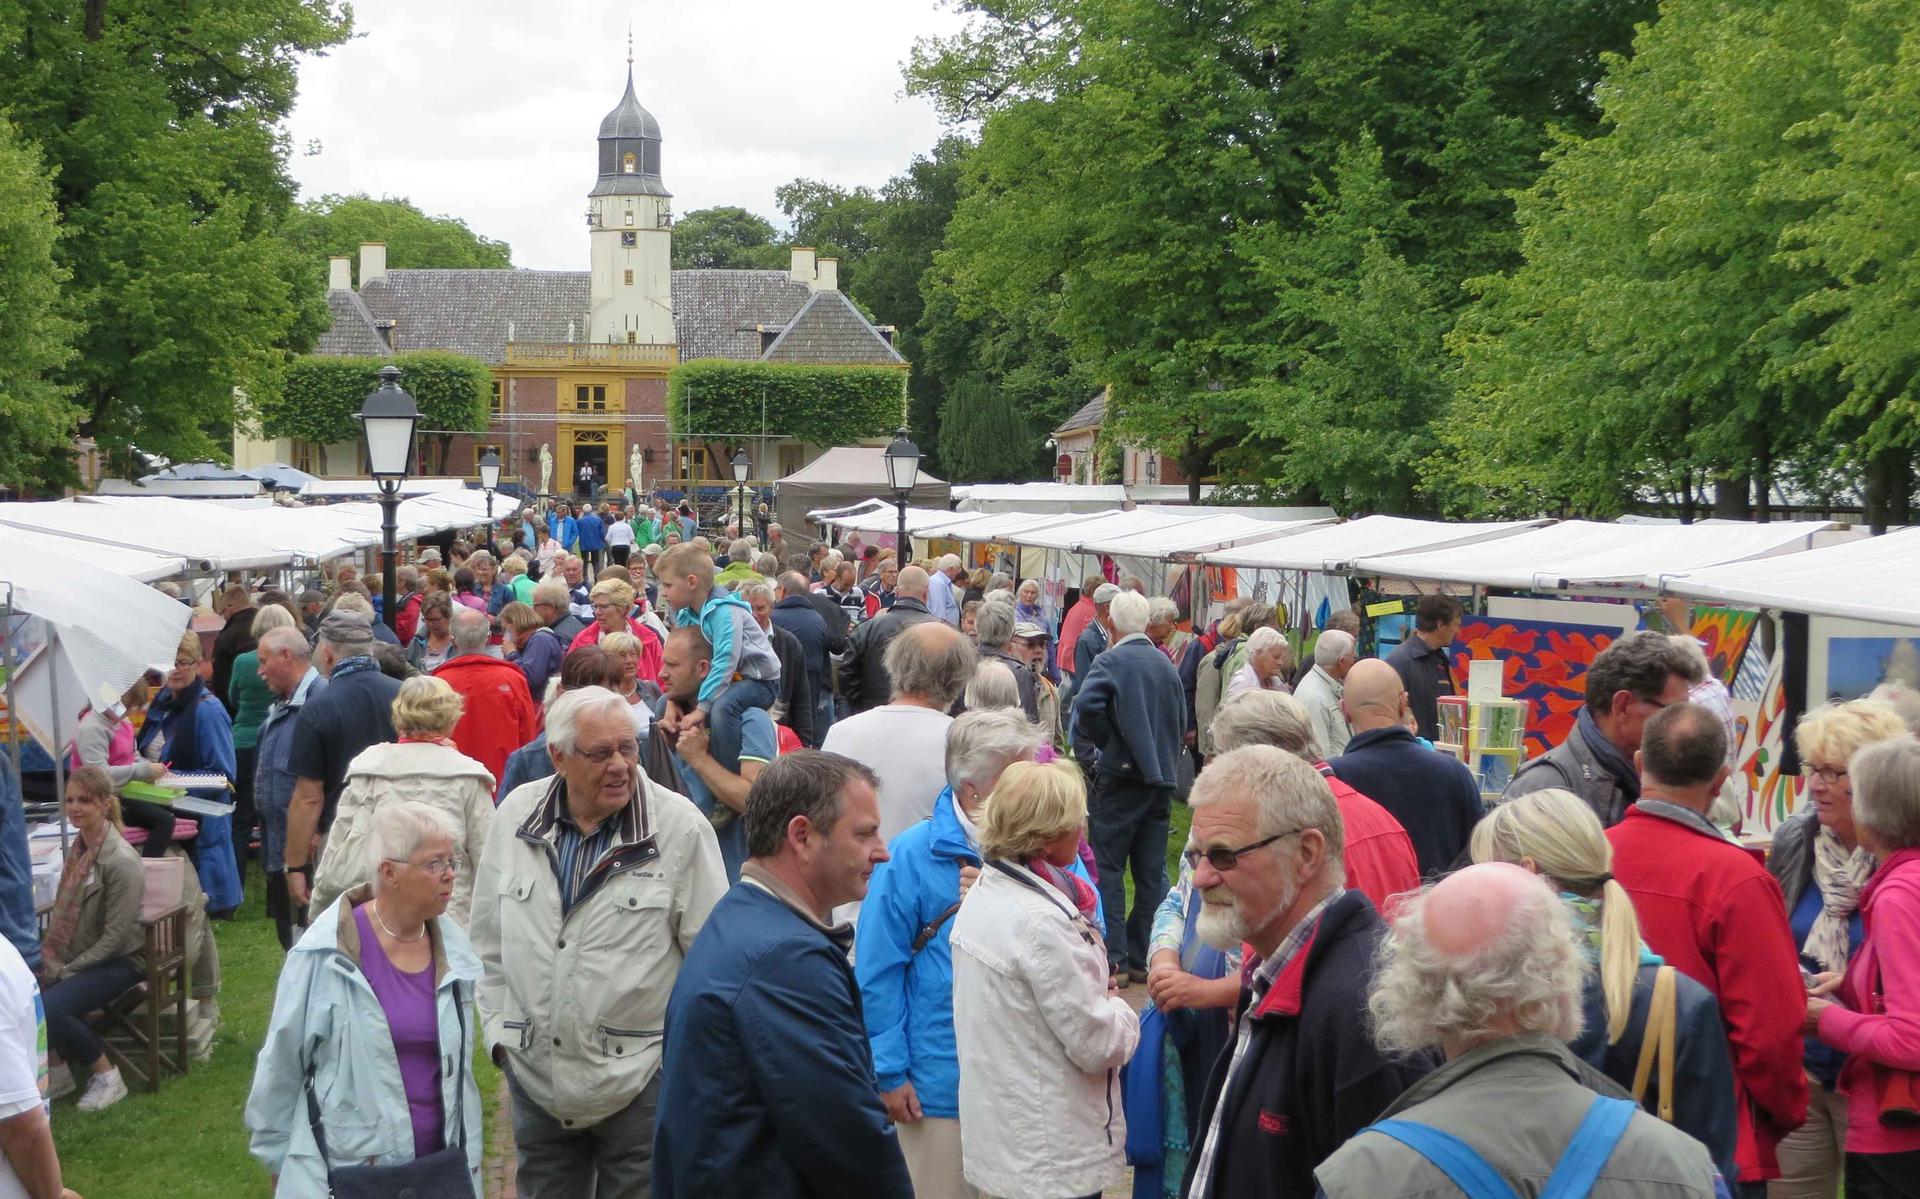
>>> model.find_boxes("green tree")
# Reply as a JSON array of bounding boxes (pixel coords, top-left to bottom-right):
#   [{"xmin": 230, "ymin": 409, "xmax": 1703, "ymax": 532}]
[
  {"xmin": 279, "ymin": 194, "xmax": 512, "ymax": 279},
  {"xmin": 0, "ymin": 116, "xmax": 79, "ymax": 490},
  {"xmin": 0, "ymin": 0, "xmax": 352, "ymax": 469},
  {"xmin": 775, "ymin": 178, "xmax": 885, "ymax": 295},
  {"xmin": 937, "ymin": 376, "xmax": 1041, "ymax": 481},
  {"xmin": 670, "ymin": 205, "xmax": 787, "ymax": 270}
]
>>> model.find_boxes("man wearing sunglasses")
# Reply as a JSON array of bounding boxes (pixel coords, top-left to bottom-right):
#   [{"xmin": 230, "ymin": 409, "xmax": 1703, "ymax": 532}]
[
  {"xmin": 1505, "ymin": 630, "xmax": 1694, "ymax": 828},
  {"xmin": 1180, "ymin": 745, "xmax": 1434, "ymax": 1199}
]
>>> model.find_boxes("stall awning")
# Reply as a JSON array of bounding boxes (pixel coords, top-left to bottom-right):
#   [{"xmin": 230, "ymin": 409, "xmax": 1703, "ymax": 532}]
[
  {"xmin": 1002, "ymin": 508, "xmax": 1219, "ymax": 552},
  {"xmin": 0, "ymin": 500, "xmax": 291, "ymax": 571},
  {"xmin": 818, "ymin": 507, "xmax": 999, "ymax": 537},
  {"xmin": 918, "ymin": 509, "xmax": 1116, "ymax": 542},
  {"xmin": 1073, "ymin": 514, "xmax": 1335, "ymax": 558},
  {"xmin": 0, "ymin": 525, "xmax": 186, "ymax": 584},
  {"xmin": 1652, "ymin": 528, "xmax": 1920, "ymax": 625},
  {"xmin": 1200, "ymin": 515, "xmax": 1549, "ymax": 571},
  {"xmin": 1347, "ymin": 519, "xmax": 1837, "ymax": 591}
]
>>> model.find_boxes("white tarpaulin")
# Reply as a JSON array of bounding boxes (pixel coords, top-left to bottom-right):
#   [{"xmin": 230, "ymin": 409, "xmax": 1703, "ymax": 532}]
[
  {"xmin": 0, "ymin": 528, "xmax": 190, "ymax": 754},
  {"xmin": 0, "ymin": 500, "xmax": 291, "ymax": 571},
  {"xmin": 297, "ymin": 478, "xmax": 468, "ymax": 498},
  {"xmin": 1073, "ymin": 514, "xmax": 1334, "ymax": 558},
  {"xmin": 1003, "ymin": 508, "xmax": 1218, "ymax": 552},
  {"xmin": 820, "ymin": 507, "xmax": 999, "ymax": 537},
  {"xmin": 1200, "ymin": 515, "xmax": 1549, "ymax": 571},
  {"xmin": 1348, "ymin": 519, "xmax": 1837, "ymax": 591},
  {"xmin": 1652, "ymin": 528, "xmax": 1920, "ymax": 625},
  {"xmin": 84, "ymin": 495, "xmax": 362, "ymax": 564},
  {"xmin": 920, "ymin": 510, "xmax": 1115, "ymax": 542},
  {"xmin": 0, "ymin": 526, "xmax": 185, "ymax": 584}
]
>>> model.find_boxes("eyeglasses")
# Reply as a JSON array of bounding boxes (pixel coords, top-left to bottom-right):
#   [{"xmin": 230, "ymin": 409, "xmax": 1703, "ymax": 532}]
[
  {"xmin": 591, "ymin": 602, "xmax": 622, "ymax": 611},
  {"xmin": 389, "ymin": 856, "xmax": 457, "ymax": 878},
  {"xmin": 1183, "ymin": 827, "xmax": 1305, "ymax": 872},
  {"xmin": 571, "ymin": 741, "xmax": 640, "ymax": 764},
  {"xmin": 1808, "ymin": 766, "xmax": 1849, "ymax": 786}
]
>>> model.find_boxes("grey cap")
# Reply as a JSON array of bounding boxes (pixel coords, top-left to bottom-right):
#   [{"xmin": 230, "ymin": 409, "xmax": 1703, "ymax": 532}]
[
  {"xmin": 317, "ymin": 609, "xmax": 374, "ymax": 650},
  {"xmin": 641, "ymin": 543, "xmax": 663, "ymax": 557},
  {"xmin": 1092, "ymin": 583, "xmax": 1121, "ymax": 604},
  {"xmin": 1014, "ymin": 621, "xmax": 1047, "ymax": 640},
  {"xmin": 297, "ymin": 588, "xmax": 326, "ymax": 607}
]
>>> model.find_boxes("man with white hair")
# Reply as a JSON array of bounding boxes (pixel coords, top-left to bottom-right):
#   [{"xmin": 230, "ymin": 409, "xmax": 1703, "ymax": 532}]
[
  {"xmin": 1224, "ymin": 625, "xmax": 1292, "ymax": 700},
  {"xmin": 473, "ymin": 687, "xmax": 725, "ymax": 1198},
  {"xmin": 1180, "ymin": 745, "xmax": 1430, "ymax": 1199},
  {"xmin": 1293, "ymin": 628, "xmax": 1357, "ymax": 755},
  {"xmin": 971, "ymin": 599, "xmax": 1039, "ymax": 721},
  {"xmin": 1071, "ymin": 589, "xmax": 1186, "ymax": 983},
  {"xmin": 927, "ymin": 554, "xmax": 964, "ymax": 627},
  {"xmin": 854, "ymin": 710, "xmax": 1100, "ymax": 1199},
  {"xmin": 1315, "ymin": 863, "xmax": 1718, "ymax": 1197}
]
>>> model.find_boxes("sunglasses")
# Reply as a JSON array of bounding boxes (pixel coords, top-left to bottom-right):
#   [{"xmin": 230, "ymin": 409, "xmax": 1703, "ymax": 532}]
[{"xmin": 1183, "ymin": 827, "xmax": 1305, "ymax": 872}]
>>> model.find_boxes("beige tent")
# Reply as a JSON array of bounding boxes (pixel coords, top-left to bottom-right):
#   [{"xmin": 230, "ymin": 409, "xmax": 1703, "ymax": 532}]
[{"xmin": 774, "ymin": 448, "xmax": 950, "ymax": 534}]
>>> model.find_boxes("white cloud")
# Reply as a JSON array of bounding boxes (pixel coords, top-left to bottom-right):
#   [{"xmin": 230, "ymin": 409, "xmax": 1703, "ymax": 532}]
[{"xmin": 287, "ymin": 0, "xmax": 966, "ymax": 269}]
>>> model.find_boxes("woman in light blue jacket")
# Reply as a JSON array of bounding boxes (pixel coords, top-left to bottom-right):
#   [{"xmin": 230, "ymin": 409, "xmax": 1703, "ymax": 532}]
[{"xmin": 245, "ymin": 801, "xmax": 483, "ymax": 1197}]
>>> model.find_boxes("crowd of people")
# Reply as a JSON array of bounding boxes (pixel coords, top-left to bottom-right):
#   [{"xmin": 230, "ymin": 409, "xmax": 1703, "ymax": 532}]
[{"xmin": 8, "ymin": 492, "xmax": 1918, "ymax": 1199}]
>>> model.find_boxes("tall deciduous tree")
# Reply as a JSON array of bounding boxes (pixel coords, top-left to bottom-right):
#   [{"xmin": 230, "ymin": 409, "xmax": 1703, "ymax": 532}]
[
  {"xmin": 279, "ymin": 194, "xmax": 512, "ymax": 277},
  {"xmin": 0, "ymin": 116, "xmax": 79, "ymax": 490},
  {"xmin": 670, "ymin": 205, "xmax": 786, "ymax": 270}
]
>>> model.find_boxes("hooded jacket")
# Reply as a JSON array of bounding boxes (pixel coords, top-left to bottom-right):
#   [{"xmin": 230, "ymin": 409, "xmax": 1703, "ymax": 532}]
[{"xmin": 432, "ymin": 653, "xmax": 539, "ymax": 787}]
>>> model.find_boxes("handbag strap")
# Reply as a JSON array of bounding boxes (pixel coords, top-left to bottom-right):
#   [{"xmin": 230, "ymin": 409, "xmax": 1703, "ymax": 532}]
[{"xmin": 1629, "ymin": 965, "xmax": 1679, "ymax": 1123}]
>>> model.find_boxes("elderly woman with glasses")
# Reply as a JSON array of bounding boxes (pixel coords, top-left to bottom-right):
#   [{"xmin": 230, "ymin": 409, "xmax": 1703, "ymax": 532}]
[
  {"xmin": 247, "ymin": 801, "xmax": 483, "ymax": 1197},
  {"xmin": 137, "ymin": 629, "xmax": 243, "ymax": 914},
  {"xmin": 1772, "ymin": 699, "xmax": 1915, "ymax": 1198},
  {"xmin": 566, "ymin": 577, "xmax": 663, "ymax": 685},
  {"xmin": 309, "ymin": 676, "xmax": 495, "ymax": 927},
  {"xmin": 950, "ymin": 760, "xmax": 1139, "ymax": 1199}
]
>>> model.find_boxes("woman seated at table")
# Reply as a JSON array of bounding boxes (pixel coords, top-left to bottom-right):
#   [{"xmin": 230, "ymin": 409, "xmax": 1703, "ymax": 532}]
[
  {"xmin": 68, "ymin": 678, "xmax": 171, "ymax": 855},
  {"xmin": 246, "ymin": 801, "xmax": 483, "ymax": 1197},
  {"xmin": 137, "ymin": 630, "xmax": 242, "ymax": 916},
  {"xmin": 41, "ymin": 766, "xmax": 144, "ymax": 1113}
]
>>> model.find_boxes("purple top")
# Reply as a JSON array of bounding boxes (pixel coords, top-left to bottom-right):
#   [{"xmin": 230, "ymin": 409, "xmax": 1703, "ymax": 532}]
[{"xmin": 353, "ymin": 904, "xmax": 444, "ymax": 1158}]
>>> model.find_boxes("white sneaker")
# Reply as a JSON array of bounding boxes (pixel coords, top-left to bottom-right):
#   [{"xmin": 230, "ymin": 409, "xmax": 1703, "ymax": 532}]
[
  {"xmin": 75, "ymin": 1068, "xmax": 126, "ymax": 1112},
  {"xmin": 45, "ymin": 1063, "xmax": 73, "ymax": 1101}
]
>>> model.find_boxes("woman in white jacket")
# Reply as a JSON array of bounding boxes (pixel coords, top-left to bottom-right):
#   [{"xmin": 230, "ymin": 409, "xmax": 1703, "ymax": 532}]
[
  {"xmin": 950, "ymin": 761, "xmax": 1141, "ymax": 1199},
  {"xmin": 311, "ymin": 676, "xmax": 495, "ymax": 925}
]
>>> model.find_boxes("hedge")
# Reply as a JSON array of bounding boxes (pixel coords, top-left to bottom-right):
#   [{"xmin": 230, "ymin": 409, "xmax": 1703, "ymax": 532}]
[
  {"xmin": 258, "ymin": 351, "xmax": 492, "ymax": 444},
  {"xmin": 667, "ymin": 360, "xmax": 905, "ymax": 447}
]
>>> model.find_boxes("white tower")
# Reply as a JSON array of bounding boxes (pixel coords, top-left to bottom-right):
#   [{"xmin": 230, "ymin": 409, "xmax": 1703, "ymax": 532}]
[{"xmin": 587, "ymin": 45, "xmax": 674, "ymax": 346}]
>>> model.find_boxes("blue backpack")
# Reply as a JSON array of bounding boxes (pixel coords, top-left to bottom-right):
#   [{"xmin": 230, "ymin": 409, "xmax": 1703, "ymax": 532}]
[{"xmin": 1361, "ymin": 1095, "xmax": 1634, "ymax": 1199}]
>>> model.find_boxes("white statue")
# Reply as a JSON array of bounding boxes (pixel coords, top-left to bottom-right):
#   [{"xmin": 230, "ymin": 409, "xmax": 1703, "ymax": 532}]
[
  {"xmin": 537, "ymin": 443, "xmax": 553, "ymax": 497},
  {"xmin": 628, "ymin": 444, "xmax": 644, "ymax": 494}
]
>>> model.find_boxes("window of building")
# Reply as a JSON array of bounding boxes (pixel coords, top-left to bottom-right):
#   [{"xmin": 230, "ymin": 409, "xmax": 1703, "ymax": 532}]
[
  {"xmin": 623, "ymin": 269, "xmax": 634, "ymax": 286},
  {"xmin": 682, "ymin": 446, "xmax": 707, "ymax": 481},
  {"xmin": 473, "ymin": 443, "xmax": 503, "ymax": 475},
  {"xmin": 574, "ymin": 384, "xmax": 608, "ymax": 412},
  {"xmin": 489, "ymin": 379, "xmax": 503, "ymax": 417},
  {"xmin": 292, "ymin": 440, "xmax": 317, "ymax": 476},
  {"xmin": 620, "ymin": 231, "xmax": 636, "ymax": 248},
  {"xmin": 622, "ymin": 151, "xmax": 636, "ymax": 175},
  {"xmin": 623, "ymin": 211, "xmax": 634, "ymax": 227},
  {"xmin": 626, "ymin": 331, "xmax": 637, "ymax": 344}
]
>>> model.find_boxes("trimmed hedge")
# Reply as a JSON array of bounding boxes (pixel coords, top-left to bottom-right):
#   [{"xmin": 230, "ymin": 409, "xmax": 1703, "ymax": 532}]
[
  {"xmin": 667, "ymin": 360, "xmax": 905, "ymax": 447},
  {"xmin": 258, "ymin": 351, "xmax": 492, "ymax": 444}
]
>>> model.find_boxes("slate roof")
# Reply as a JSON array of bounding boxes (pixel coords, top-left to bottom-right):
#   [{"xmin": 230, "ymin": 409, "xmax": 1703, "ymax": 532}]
[
  {"xmin": 761, "ymin": 289, "xmax": 906, "ymax": 366},
  {"xmin": 599, "ymin": 71, "xmax": 663, "ymax": 142},
  {"xmin": 1054, "ymin": 388, "xmax": 1107, "ymax": 435},
  {"xmin": 314, "ymin": 288, "xmax": 391, "ymax": 357},
  {"xmin": 329, "ymin": 268, "xmax": 903, "ymax": 368}
]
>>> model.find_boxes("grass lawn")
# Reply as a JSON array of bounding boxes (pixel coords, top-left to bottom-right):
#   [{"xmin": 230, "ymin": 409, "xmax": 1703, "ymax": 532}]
[{"xmin": 48, "ymin": 874, "xmax": 503, "ymax": 1199}]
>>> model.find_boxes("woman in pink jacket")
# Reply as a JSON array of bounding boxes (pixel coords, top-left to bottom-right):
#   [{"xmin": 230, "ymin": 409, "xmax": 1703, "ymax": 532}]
[{"xmin": 1808, "ymin": 736, "xmax": 1920, "ymax": 1199}]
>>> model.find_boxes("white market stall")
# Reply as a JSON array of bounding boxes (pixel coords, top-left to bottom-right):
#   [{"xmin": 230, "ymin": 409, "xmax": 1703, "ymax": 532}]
[
  {"xmin": 1652, "ymin": 527, "xmax": 1920, "ymax": 626},
  {"xmin": 774, "ymin": 449, "xmax": 951, "ymax": 535},
  {"xmin": 0, "ymin": 500, "xmax": 291, "ymax": 573},
  {"xmin": 1072, "ymin": 514, "xmax": 1336, "ymax": 599}
]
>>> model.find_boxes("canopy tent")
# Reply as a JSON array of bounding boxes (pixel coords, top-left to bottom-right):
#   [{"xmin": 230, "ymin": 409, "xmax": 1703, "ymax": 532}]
[
  {"xmin": 243, "ymin": 461, "xmax": 319, "ymax": 491},
  {"xmin": 1652, "ymin": 528, "xmax": 1920, "ymax": 626},
  {"xmin": 0, "ymin": 526, "xmax": 185, "ymax": 584},
  {"xmin": 1072, "ymin": 514, "xmax": 1334, "ymax": 558},
  {"xmin": 915, "ymin": 509, "xmax": 1114, "ymax": 542},
  {"xmin": 1001, "ymin": 508, "xmax": 1218, "ymax": 552},
  {"xmin": 774, "ymin": 449, "xmax": 951, "ymax": 533},
  {"xmin": 806, "ymin": 498, "xmax": 892, "ymax": 524},
  {"xmin": 0, "ymin": 500, "xmax": 290, "ymax": 572},
  {"xmin": 141, "ymin": 462, "xmax": 250, "ymax": 482},
  {"xmin": 814, "ymin": 506, "xmax": 998, "ymax": 538},
  {"xmin": 951, "ymin": 482, "xmax": 1235, "ymax": 512},
  {"xmin": 94, "ymin": 479, "xmax": 265, "ymax": 500},
  {"xmin": 1200, "ymin": 515, "xmax": 1550, "ymax": 571},
  {"xmin": 296, "ymin": 478, "xmax": 469, "ymax": 499},
  {"xmin": 1347, "ymin": 519, "xmax": 1838, "ymax": 592},
  {"xmin": 0, "ymin": 528, "xmax": 191, "ymax": 755},
  {"xmin": 83, "ymin": 495, "xmax": 363, "ymax": 564}
]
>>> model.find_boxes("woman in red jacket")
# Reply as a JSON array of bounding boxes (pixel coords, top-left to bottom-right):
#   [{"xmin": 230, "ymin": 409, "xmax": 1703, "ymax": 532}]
[
  {"xmin": 1807, "ymin": 737, "xmax": 1920, "ymax": 1199},
  {"xmin": 567, "ymin": 576, "xmax": 662, "ymax": 684}
]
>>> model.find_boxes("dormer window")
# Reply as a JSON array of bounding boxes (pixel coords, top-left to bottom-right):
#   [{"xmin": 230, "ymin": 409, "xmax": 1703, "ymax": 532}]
[{"xmin": 622, "ymin": 151, "xmax": 636, "ymax": 175}]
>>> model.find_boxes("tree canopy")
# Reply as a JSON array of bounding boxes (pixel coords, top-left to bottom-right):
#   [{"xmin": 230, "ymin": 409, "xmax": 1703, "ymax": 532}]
[
  {"xmin": 670, "ymin": 206, "xmax": 787, "ymax": 270},
  {"xmin": 279, "ymin": 194, "xmax": 513, "ymax": 278}
]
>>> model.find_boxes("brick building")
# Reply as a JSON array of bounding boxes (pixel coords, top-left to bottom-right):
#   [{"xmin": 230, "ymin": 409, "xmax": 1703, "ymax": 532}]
[{"xmin": 235, "ymin": 59, "xmax": 906, "ymax": 496}]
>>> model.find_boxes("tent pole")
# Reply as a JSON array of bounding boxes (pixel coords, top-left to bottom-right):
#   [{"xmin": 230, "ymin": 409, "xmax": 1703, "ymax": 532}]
[
  {"xmin": 1, "ymin": 585, "xmax": 20, "ymax": 807},
  {"xmin": 48, "ymin": 650, "xmax": 65, "ymax": 856}
]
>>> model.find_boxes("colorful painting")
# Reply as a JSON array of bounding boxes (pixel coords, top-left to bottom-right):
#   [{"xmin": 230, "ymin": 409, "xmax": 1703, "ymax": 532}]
[
  {"xmin": 1690, "ymin": 606, "xmax": 1761, "ymax": 687},
  {"xmin": 1824, "ymin": 635, "xmax": 1920, "ymax": 702},
  {"xmin": 1740, "ymin": 650, "xmax": 1801, "ymax": 835},
  {"xmin": 1449, "ymin": 617, "xmax": 1621, "ymax": 758}
]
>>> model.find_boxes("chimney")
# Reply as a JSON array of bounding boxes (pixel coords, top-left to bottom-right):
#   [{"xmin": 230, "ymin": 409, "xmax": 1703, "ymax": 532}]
[
  {"xmin": 812, "ymin": 257, "xmax": 838, "ymax": 292},
  {"xmin": 327, "ymin": 256, "xmax": 352, "ymax": 291},
  {"xmin": 789, "ymin": 246, "xmax": 816, "ymax": 285},
  {"xmin": 359, "ymin": 242, "xmax": 387, "ymax": 287}
]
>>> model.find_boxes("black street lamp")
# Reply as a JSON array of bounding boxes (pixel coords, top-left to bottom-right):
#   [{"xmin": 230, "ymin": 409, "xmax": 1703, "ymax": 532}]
[
  {"xmin": 356, "ymin": 365, "xmax": 419, "ymax": 634},
  {"xmin": 478, "ymin": 448, "xmax": 502, "ymax": 522},
  {"xmin": 883, "ymin": 427, "xmax": 922, "ymax": 560},
  {"xmin": 730, "ymin": 447, "xmax": 751, "ymax": 540}
]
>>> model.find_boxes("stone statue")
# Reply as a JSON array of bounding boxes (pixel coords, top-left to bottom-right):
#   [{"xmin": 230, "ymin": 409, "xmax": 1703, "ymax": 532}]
[
  {"xmin": 537, "ymin": 442, "xmax": 553, "ymax": 497},
  {"xmin": 628, "ymin": 444, "xmax": 644, "ymax": 493}
]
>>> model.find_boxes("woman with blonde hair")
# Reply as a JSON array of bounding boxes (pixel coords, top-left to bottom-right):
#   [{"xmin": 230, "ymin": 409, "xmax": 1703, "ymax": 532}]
[
  {"xmin": 309, "ymin": 676, "xmax": 494, "ymax": 926},
  {"xmin": 1472, "ymin": 786, "xmax": 1737, "ymax": 1180},
  {"xmin": 950, "ymin": 761, "xmax": 1138, "ymax": 1198},
  {"xmin": 566, "ymin": 576, "xmax": 663, "ymax": 683},
  {"xmin": 596, "ymin": 630, "xmax": 658, "ymax": 736},
  {"xmin": 1768, "ymin": 697, "xmax": 1912, "ymax": 1198}
]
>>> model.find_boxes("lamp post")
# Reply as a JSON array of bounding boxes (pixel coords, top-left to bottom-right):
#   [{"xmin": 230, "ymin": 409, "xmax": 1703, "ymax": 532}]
[
  {"xmin": 883, "ymin": 427, "xmax": 922, "ymax": 560},
  {"xmin": 478, "ymin": 448, "xmax": 502, "ymax": 522},
  {"xmin": 356, "ymin": 365, "xmax": 419, "ymax": 634},
  {"xmin": 730, "ymin": 447, "xmax": 750, "ymax": 541}
]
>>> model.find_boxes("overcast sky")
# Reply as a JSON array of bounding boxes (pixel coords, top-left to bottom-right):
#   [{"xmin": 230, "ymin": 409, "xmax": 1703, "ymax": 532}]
[{"xmin": 286, "ymin": 0, "xmax": 967, "ymax": 270}]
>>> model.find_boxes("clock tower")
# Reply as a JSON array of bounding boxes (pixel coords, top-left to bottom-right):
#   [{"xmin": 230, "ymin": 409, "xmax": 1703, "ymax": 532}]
[{"xmin": 587, "ymin": 51, "xmax": 674, "ymax": 346}]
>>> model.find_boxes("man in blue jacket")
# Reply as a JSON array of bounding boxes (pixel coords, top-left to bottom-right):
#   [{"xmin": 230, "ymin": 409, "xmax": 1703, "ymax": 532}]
[
  {"xmin": 576, "ymin": 503, "xmax": 606, "ymax": 575},
  {"xmin": 771, "ymin": 572, "xmax": 836, "ymax": 746},
  {"xmin": 654, "ymin": 751, "xmax": 913, "ymax": 1199},
  {"xmin": 854, "ymin": 710, "xmax": 1103, "ymax": 1199},
  {"xmin": 1072, "ymin": 589, "xmax": 1185, "ymax": 984}
]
